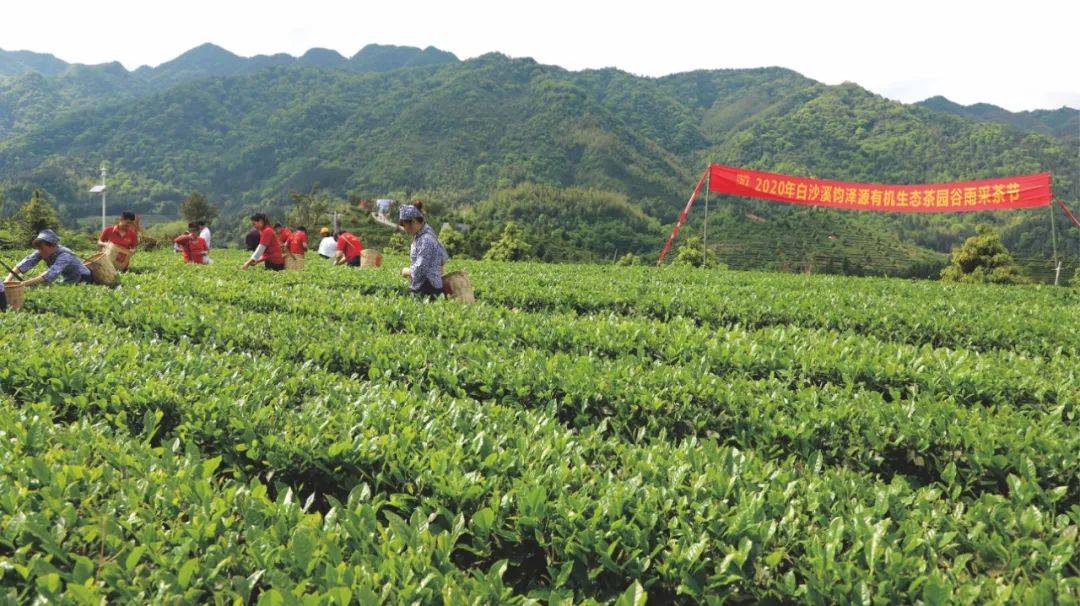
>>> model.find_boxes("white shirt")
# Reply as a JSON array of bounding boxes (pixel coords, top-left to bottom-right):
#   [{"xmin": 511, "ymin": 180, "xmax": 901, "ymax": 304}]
[
  {"xmin": 199, "ymin": 227, "xmax": 212, "ymax": 249},
  {"xmin": 318, "ymin": 236, "xmax": 338, "ymax": 257}
]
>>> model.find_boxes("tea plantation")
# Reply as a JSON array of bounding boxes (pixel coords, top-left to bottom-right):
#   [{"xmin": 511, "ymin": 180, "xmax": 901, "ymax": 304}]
[{"xmin": 1, "ymin": 249, "xmax": 1077, "ymax": 604}]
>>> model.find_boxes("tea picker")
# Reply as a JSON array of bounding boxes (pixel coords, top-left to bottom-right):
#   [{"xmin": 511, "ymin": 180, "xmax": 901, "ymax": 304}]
[
  {"xmin": 241, "ymin": 213, "xmax": 286, "ymax": 271},
  {"xmin": 333, "ymin": 230, "xmax": 364, "ymax": 266},
  {"xmin": 284, "ymin": 227, "xmax": 308, "ymax": 270},
  {"xmin": 4, "ymin": 229, "xmax": 93, "ymax": 288},
  {"xmin": 398, "ymin": 203, "xmax": 454, "ymax": 298},
  {"xmin": 98, "ymin": 210, "xmax": 139, "ymax": 271},
  {"xmin": 174, "ymin": 223, "xmax": 211, "ymax": 264},
  {"xmin": 317, "ymin": 227, "xmax": 337, "ymax": 258}
]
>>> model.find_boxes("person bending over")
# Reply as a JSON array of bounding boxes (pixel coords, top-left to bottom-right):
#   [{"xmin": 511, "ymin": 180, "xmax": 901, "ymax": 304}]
[
  {"xmin": 175, "ymin": 223, "xmax": 210, "ymax": 264},
  {"xmin": 5, "ymin": 229, "xmax": 91, "ymax": 288},
  {"xmin": 333, "ymin": 230, "xmax": 363, "ymax": 266}
]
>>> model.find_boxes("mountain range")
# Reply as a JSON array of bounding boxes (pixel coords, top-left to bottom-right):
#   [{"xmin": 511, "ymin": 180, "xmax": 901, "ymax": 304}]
[
  {"xmin": 0, "ymin": 43, "xmax": 1076, "ymax": 275},
  {"xmin": 915, "ymin": 96, "xmax": 1077, "ymax": 140}
]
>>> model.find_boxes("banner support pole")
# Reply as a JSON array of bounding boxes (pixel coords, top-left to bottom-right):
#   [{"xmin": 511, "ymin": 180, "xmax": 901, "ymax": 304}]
[
  {"xmin": 1057, "ymin": 199, "xmax": 1080, "ymax": 231},
  {"xmin": 702, "ymin": 171, "xmax": 711, "ymax": 267},
  {"xmin": 1049, "ymin": 200, "xmax": 1059, "ymax": 268},
  {"xmin": 657, "ymin": 167, "xmax": 710, "ymax": 265}
]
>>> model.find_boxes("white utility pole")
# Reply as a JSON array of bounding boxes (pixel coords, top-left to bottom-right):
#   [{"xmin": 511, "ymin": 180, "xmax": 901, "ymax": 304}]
[{"xmin": 90, "ymin": 163, "xmax": 108, "ymax": 231}]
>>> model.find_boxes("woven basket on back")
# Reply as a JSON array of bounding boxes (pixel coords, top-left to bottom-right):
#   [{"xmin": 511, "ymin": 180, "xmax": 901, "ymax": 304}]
[
  {"xmin": 361, "ymin": 249, "xmax": 382, "ymax": 268},
  {"xmin": 103, "ymin": 242, "xmax": 134, "ymax": 271},
  {"xmin": 442, "ymin": 270, "xmax": 475, "ymax": 303},
  {"xmin": 285, "ymin": 253, "xmax": 305, "ymax": 271},
  {"xmin": 5, "ymin": 282, "xmax": 24, "ymax": 311},
  {"xmin": 83, "ymin": 252, "xmax": 119, "ymax": 286}
]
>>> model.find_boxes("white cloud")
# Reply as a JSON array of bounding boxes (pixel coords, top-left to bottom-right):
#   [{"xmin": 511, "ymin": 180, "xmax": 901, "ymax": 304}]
[{"xmin": 1, "ymin": 0, "xmax": 1076, "ymax": 111}]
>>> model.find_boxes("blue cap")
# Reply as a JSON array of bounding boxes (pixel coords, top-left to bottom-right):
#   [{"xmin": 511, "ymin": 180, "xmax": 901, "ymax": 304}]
[
  {"xmin": 399, "ymin": 205, "xmax": 423, "ymax": 222},
  {"xmin": 33, "ymin": 229, "xmax": 60, "ymax": 245}
]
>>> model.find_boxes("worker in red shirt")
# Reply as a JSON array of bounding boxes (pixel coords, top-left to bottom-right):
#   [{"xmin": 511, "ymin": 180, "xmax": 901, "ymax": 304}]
[
  {"xmin": 174, "ymin": 222, "xmax": 209, "ymax": 264},
  {"xmin": 333, "ymin": 230, "xmax": 364, "ymax": 266},
  {"xmin": 276, "ymin": 223, "xmax": 292, "ymax": 247},
  {"xmin": 98, "ymin": 210, "xmax": 139, "ymax": 271},
  {"xmin": 242, "ymin": 213, "xmax": 286, "ymax": 271},
  {"xmin": 288, "ymin": 227, "xmax": 309, "ymax": 257}
]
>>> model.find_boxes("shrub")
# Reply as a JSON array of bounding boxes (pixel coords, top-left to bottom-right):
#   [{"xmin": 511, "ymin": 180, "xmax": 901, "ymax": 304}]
[{"xmin": 940, "ymin": 225, "xmax": 1027, "ymax": 284}]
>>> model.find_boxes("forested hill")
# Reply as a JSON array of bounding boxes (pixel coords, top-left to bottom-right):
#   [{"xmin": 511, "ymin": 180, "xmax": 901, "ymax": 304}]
[
  {"xmin": 0, "ymin": 43, "xmax": 458, "ymax": 82},
  {"xmin": 0, "ymin": 44, "xmax": 458, "ymax": 138},
  {"xmin": 916, "ymin": 95, "xmax": 1078, "ymax": 140},
  {"xmin": 0, "ymin": 43, "xmax": 1076, "ymax": 274}
]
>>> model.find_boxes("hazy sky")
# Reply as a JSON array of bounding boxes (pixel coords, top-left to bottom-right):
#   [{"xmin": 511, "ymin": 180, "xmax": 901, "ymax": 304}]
[{"xmin": 2, "ymin": 0, "xmax": 1077, "ymax": 111}]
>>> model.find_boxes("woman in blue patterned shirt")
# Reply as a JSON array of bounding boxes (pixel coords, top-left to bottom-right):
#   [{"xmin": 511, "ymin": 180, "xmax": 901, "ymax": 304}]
[
  {"xmin": 398, "ymin": 204, "xmax": 448, "ymax": 297},
  {"xmin": 4, "ymin": 229, "xmax": 91, "ymax": 288}
]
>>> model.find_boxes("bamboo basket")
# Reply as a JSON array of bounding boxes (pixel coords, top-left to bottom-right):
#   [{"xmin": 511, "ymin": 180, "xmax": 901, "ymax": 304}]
[
  {"xmin": 103, "ymin": 242, "xmax": 134, "ymax": 271},
  {"xmin": 5, "ymin": 282, "xmax": 24, "ymax": 311},
  {"xmin": 285, "ymin": 252, "xmax": 305, "ymax": 271},
  {"xmin": 442, "ymin": 270, "xmax": 475, "ymax": 303},
  {"xmin": 83, "ymin": 253, "xmax": 119, "ymax": 286},
  {"xmin": 361, "ymin": 249, "xmax": 382, "ymax": 268}
]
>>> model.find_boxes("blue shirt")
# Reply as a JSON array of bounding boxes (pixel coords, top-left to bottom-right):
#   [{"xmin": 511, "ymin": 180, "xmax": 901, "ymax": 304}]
[
  {"xmin": 17, "ymin": 246, "xmax": 91, "ymax": 284},
  {"xmin": 409, "ymin": 225, "xmax": 448, "ymax": 291}
]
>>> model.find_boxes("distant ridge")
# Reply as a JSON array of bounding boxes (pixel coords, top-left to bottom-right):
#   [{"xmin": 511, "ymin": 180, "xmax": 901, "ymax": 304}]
[
  {"xmin": 0, "ymin": 48, "xmax": 71, "ymax": 77},
  {"xmin": 0, "ymin": 43, "xmax": 463, "ymax": 139},
  {"xmin": 1, "ymin": 42, "xmax": 460, "ymax": 84},
  {"xmin": 916, "ymin": 95, "xmax": 1078, "ymax": 140},
  {"xmin": 349, "ymin": 44, "xmax": 459, "ymax": 71},
  {"xmin": 298, "ymin": 48, "xmax": 348, "ymax": 69}
]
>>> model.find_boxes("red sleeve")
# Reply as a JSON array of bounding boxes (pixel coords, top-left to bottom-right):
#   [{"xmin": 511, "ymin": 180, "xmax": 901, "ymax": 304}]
[
  {"xmin": 174, "ymin": 234, "xmax": 192, "ymax": 245},
  {"xmin": 100, "ymin": 226, "xmax": 112, "ymax": 241}
]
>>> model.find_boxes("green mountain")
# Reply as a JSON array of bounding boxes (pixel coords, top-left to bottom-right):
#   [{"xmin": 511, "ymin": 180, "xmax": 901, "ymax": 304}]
[
  {"xmin": 0, "ymin": 43, "xmax": 460, "ymax": 139},
  {"xmin": 0, "ymin": 54, "xmax": 690, "ymax": 211},
  {"xmin": 917, "ymin": 95, "xmax": 1078, "ymax": 140},
  {"xmin": 0, "ymin": 44, "xmax": 1076, "ymax": 275},
  {"xmin": 0, "ymin": 48, "xmax": 71, "ymax": 77}
]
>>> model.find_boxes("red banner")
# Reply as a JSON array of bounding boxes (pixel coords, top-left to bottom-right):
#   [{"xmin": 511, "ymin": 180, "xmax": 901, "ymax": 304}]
[{"xmin": 708, "ymin": 164, "xmax": 1053, "ymax": 213}]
